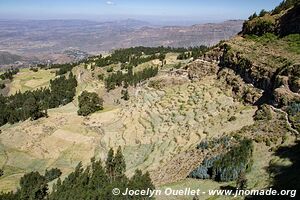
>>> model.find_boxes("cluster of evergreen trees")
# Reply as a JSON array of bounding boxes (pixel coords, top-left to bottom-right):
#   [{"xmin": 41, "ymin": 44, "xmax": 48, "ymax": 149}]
[
  {"xmin": 247, "ymin": 0, "xmax": 299, "ymax": 21},
  {"xmin": 248, "ymin": 9, "xmax": 269, "ymax": 21},
  {"xmin": 177, "ymin": 46, "xmax": 209, "ymax": 60},
  {"xmin": 0, "ymin": 147, "xmax": 155, "ymax": 200},
  {"xmin": 128, "ymin": 53, "xmax": 165, "ymax": 67},
  {"xmin": 0, "ymin": 73, "xmax": 77, "ymax": 126},
  {"xmin": 243, "ymin": 0, "xmax": 300, "ymax": 36},
  {"xmin": 0, "ymin": 168, "xmax": 61, "ymax": 200},
  {"xmin": 36, "ymin": 63, "xmax": 78, "ymax": 76},
  {"xmin": 189, "ymin": 138, "xmax": 253, "ymax": 182},
  {"xmin": 242, "ymin": 19, "xmax": 275, "ymax": 36},
  {"xmin": 52, "ymin": 63, "xmax": 78, "ymax": 76},
  {"xmin": 197, "ymin": 136, "xmax": 231, "ymax": 150},
  {"xmin": 45, "ymin": 168, "xmax": 62, "ymax": 182},
  {"xmin": 272, "ymin": 0, "xmax": 299, "ymax": 14},
  {"xmin": 83, "ymin": 46, "xmax": 191, "ymax": 68},
  {"xmin": 105, "ymin": 66, "xmax": 158, "ymax": 91},
  {"xmin": 77, "ymin": 91, "xmax": 104, "ymax": 116},
  {"xmin": 0, "ymin": 68, "xmax": 19, "ymax": 80}
]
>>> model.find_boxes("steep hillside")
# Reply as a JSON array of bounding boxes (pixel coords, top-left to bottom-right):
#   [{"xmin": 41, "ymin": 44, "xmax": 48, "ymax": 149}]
[
  {"xmin": 0, "ymin": 1, "xmax": 299, "ymax": 199},
  {"xmin": 0, "ymin": 60, "xmax": 256, "ymax": 192},
  {"xmin": 201, "ymin": 1, "xmax": 300, "ymax": 107}
]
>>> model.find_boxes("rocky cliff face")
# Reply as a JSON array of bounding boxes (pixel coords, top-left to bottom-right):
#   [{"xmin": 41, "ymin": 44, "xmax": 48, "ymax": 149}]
[
  {"xmin": 242, "ymin": 1, "xmax": 300, "ymax": 37},
  {"xmin": 278, "ymin": 4, "xmax": 300, "ymax": 36},
  {"xmin": 216, "ymin": 43, "xmax": 300, "ymax": 106},
  {"xmin": 203, "ymin": 2, "xmax": 300, "ymax": 107}
]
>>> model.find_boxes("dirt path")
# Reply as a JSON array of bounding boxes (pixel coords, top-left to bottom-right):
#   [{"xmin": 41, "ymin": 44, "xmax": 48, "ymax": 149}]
[{"xmin": 270, "ymin": 105, "xmax": 299, "ymax": 135}]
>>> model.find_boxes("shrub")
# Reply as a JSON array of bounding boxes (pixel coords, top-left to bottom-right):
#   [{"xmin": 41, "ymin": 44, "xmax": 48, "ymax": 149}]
[
  {"xmin": 98, "ymin": 74, "xmax": 104, "ymax": 81},
  {"xmin": 254, "ymin": 105, "xmax": 272, "ymax": 121},
  {"xmin": 121, "ymin": 89, "xmax": 129, "ymax": 101},
  {"xmin": 266, "ymin": 138, "xmax": 271, "ymax": 146},
  {"xmin": 106, "ymin": 67, "xmax": 113, "ymax": 73},
  {"xmin": 242, "ymin": 19, "xmax": 275, "ymax": 36},
  {"xmin": 272, "ymin": 0, "xmax": 299, "ymax": 14},
  {"xmin": 0, "ymin": 83, "xmax": 5, "ymax": 89},
  {"xmin": 229, "ymin": 116, "xmax": 237, "ymax": 122}
]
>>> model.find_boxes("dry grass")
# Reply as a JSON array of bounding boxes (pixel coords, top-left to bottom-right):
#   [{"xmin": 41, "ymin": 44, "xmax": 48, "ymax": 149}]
[{"xmin": 8, "ymin": 68, "xmax": 57, "ymax": 95}]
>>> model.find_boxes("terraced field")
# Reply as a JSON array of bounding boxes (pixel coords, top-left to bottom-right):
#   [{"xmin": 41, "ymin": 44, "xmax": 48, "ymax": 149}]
[
  {"xmin": 0, "ymin": 68, "xmax": 256, "ymax": 191},
  {"xmin": 84, "ymin": 74, "xmax": 256, "ymax": 184},
  {"xmin": 7, "ymin": 68, "xmax": 57, "ymax": 95}
]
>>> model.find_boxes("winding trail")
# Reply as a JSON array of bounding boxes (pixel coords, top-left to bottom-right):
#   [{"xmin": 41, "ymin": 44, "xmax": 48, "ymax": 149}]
[{"xmin": 270, "ymin": 105, "xmax": 299, "ymax": 135}]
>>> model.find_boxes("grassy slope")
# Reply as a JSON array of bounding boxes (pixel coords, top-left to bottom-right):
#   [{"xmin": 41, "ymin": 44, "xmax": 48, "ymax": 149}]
[
  {"xmin": 156, "ymin": 108, "xmax": 297, "ymax": 200},
  {"xmin": 0, "ymin": 45, "xmax": 297, "ymax": 198},
  {"xmin": 0, "ymin": 58, "xmax": 255, "ymax": 192},
  {"xmin": 226, "ymin": 33, "xmax": 300, "ymax": 72},
  {"xmin": 7, "ymin": 68, "xmax": 57, "ymax": 95}
]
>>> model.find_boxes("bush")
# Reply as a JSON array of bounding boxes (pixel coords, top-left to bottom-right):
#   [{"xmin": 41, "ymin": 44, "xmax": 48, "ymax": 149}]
[
  {"xmin": 266, "ymin": 138, "xmax": 272, "ymax": 146},
  {"xmin": 106, "ymin": 67, "xmax": 113, "ymax": 73},
  {"xmin": 229, "ymin": 116, "xmax": 237, "ymax": 122},
  {"xmin": 254, "ymin": 105, "xmax": 272, "ymax": 121},
  {"xmin": 98, "ymin": 74, "xmax": 104, "ymax": 81},
  {"xmin": 242, "ymin": 19, "xmax": 275, "ymax": 36}
]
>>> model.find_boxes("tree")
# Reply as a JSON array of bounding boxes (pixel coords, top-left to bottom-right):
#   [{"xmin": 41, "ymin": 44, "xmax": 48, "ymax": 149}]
[
  {"xmin": 128, "ymin": 170, "xmax": 155, "ymax": 199},
  {"xmin": 1, "ymin": 148, "xmax": 155, "ymax": 199},
  {"xmin": 114, "ymin": 146, "xmax": 126, "ymax": 181},
  {"xmin": 45, "ymin": 168, "xmax": 62, "ymax": 182},
  {"xmin": 158, "ymin": 53, "xmax": 166, "ymax": 67},
  {"xmin": 89, "ymin": 158, "xmax": 109, "ymax": 191},
  {"xmin": 23, "ymin": 95, "xmax": 43, "ymax": 120},
  {"xmin": 106, "ymin": 148, "xmax": 115, "ymax": 182},
  {"xmin": 248, "ymin": 12, "xmax": 257, "ymax": 20},
  {"xmin": 18, "ymin": 171, "xmax": 48, "ymax": 200},
  {"xmin": 259, "ymin": 9, "xmax": 268, "ymax": 17},
  {"xmin": 78, "ymin": 91, "xmax": 104, "ymax": 116}
]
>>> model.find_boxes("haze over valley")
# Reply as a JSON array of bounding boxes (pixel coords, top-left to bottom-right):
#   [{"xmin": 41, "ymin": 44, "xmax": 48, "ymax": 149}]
[{"xmin": 0, "ymin": 19, "xmax": 243, "ymax": 67}]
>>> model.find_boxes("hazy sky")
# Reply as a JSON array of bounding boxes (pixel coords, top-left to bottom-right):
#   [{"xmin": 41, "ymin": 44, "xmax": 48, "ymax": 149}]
[{"xmin": 0, "ymin": 0, "xmax": 283, "ymax": 24}]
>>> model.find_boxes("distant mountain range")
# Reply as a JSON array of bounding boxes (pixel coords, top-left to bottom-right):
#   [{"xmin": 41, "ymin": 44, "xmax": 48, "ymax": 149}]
[{"xmin": 0, "ymin": 19, "xmax": 243, "ymax": 65}]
